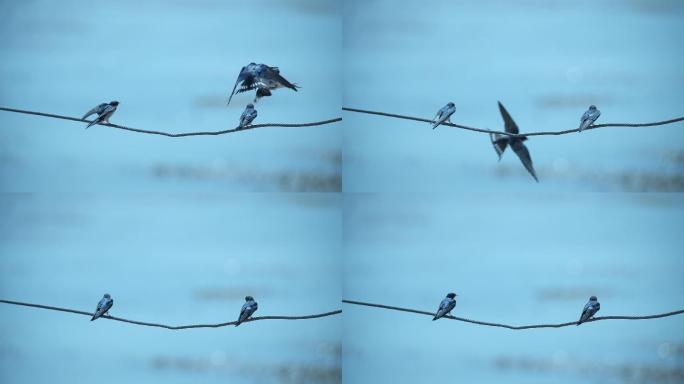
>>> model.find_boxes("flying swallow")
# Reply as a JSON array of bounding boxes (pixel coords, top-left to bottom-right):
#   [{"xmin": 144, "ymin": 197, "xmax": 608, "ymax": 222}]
[
  {"xmin": 235, "ymin": 296, "xmax": 258, "ymax": 327},
  {"xmin": 431, "ymin": 102, "xmax": 456, "ymax": 129},
  {"xmin": 91, "ymin": 293, "xmax": 113, "ymax": 321},
  {"xmin": 489, "ymin": 102, "xmax": 539, "ymax": 182},
  {"xmin": 433, "ymin": 292, "xmax": 457, "ymax": 321},
  {"xmin": 577, "ymin": 295, "xmax": 600, "ymax": 325},
  {"xmin": 239, "ymin": 104, "xmax": 258, "ymax": 128},
  {"xmin": 579, "ymin": 105, "xmax": 601, "ymax": 132},
  {"xmin": 82, "ymin": 101, "xmax": 119, "ymax": 129},
  {"xmin": 227, "ymin": 63, "xmax": 298, "ymax": 105}
]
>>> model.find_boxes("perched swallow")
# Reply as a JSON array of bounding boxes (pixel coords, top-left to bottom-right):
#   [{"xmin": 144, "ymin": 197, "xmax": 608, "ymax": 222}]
[
  {"xmin": 91, "ymin": 293, "xmax": 113, "ymax": 321},
  {"xmin": 579, "ymin": 105, "xmax": 601, "ymax": 132},
  {"xmin": 489, "ymin": 102, "xmax": 539, "ymax": 182},
  {"xmin": 82, "ymin": 101, "xmax": 119, "ymax": 129},
  {"xmin": 235, "ymin": 296, "xmax": 258, "ymax": 327},
  {"xmin": 433, "ymin": 292, "xmax": 457, "ymax": 321},
  {"xmin": 577, "ymin": 295, "xmax": 600, "ymax": 325},
  {"xmin": 239, "ymin": 104, "xmax": 258, "ymax": 128},
  {"xmin": 227, "ymin": 63, "xmax": 298, "ymax": 105},
  {"xmin": 431, "ymin": 102, "xmax": 456, "ymax": 129}
]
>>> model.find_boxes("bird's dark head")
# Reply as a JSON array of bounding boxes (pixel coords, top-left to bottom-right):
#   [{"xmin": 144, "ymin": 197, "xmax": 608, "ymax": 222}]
[
  {"xmin": 245, "ymin": 296, "xmax": 254, "ymax": 301},
  {"xmin": 589, "ymin": 105, "xmax": 596, "ymax": 110},
  {"xmin": 589, "ymin": 295, "xmax": 597, "ymax": 301},
  {"xmin": 246, "ymin": 103, "xmax": 254, "ymax": 108},
  {"xmin": 447, "ymin": 292, "xmax": 457, "ymax": 299},
  {"xmin": 109, "ymin": 101, "xmax": 120, "ymax": 106},
  {"xmin": 447, "ymin": 102, "xmax": 455, "ymax": 108},
  {"xmin": 103, "ymin": 293, "xmax": 111, "ymax": 299}
]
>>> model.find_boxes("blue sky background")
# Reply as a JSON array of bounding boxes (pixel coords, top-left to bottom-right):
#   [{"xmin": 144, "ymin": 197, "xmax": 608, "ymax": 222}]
[
  {"xmin": 1, "ymin": 0, "xmax": 683, "ymax": 383},
  {"xmin": 343, "ymin": 193, "xmax": 684, "ymax": 383},
  {"xmin": 1, "ymin": 1, "xmax": 341, "ymax": 383},
  {"xmin": 0, "ymin": 0, "xmax": 341, "ymax": 193},
  {"xmin": 343, "ymin": 0, "xmax": 684, "ymax": 192}
]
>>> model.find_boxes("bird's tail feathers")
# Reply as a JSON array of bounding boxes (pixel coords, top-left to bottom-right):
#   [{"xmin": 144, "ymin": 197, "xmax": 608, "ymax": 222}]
[{"xmin": 85, "ymin": 119, "xmax": 98, "ymax": 129}]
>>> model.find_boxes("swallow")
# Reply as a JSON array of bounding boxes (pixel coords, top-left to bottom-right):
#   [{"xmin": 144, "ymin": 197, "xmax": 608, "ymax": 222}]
[
  {"xmin": 227, "ymin": 63, "xmax": 298, "ymax": 105},
  {"xmin": 433, "ymin": 292, "xmax": 457, "ymax": 321},
  {"xmin": 82, "ymin": 101, "xmax": 119, "ymax": 129},
  {"xmin": 91, "ymin": 293, "xmax": 113, "ymax": 321},
  {"xmin": 239, "ymin": 104, "xmax": 258, "ymax": 128},
  {"xmin": 431, "ymin": 102, "xmax": 456, "ymax": 129},
  {"xmin": 579, "ymin": 105, "xmax": 601, "ymax": 132},
  {"xmin": 235, "ymin": 295, "xmax": 258, "ymax": 327},
  {"xmin": 577, "ymin": 295, "xmax": 600, "ymax": 325},
  {"xmin": 489, "ymin": 102, "xmax": 539, "ymax": 182}
]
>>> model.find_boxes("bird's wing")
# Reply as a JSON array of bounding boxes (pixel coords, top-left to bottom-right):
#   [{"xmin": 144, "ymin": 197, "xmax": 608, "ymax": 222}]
[
  {"xmin": 580, "ymin": 110, "xmax": 591, "ymax": 124},
  {"xmin": 578, "ymin": 307, "xmax": 589, "ymax": 323},
  {"xmin": 432, "ymin": 109, "xmax": 443, "ymax": 124},
  {"xmin": 490, "ymin": 134, "xmax": 508, "ymax": 160},
  {"xmin": 102, "ymin": 105, "xmax": 115, "ymax": 116},
  {"xmin": 434, "ymin": 299, "xmax": 454, "ymax": 320},
  {"xmin": 438, "ymin": 298, "xmax": 449, "ymax": 310},
  {"xmin": 580, "ymin": 120, "xmax": 591, "ymax": 131},
  {"xmin": 432, "ymin": 113, "xmax": 450, "ymax": 129},
  {"xmin": 238, "ymin": 302, "xmax": 256, "ymax": 322},
  {"xmin": 445, "ymin": 300, "xmax": 456, "ymax": 314},
  {"xmin": 588, "ymin": 110, "xmax": 601, "ymax": 124},
  {"xmin": 511, "ymin": 140, "xmax": 539, "ymax": 182},
  {"xmin": 104, "ymin": 298, "xmax": 113, "ymax": 313},
  {"xmin": 497, "ymin": 102, "xmax": 519, "ymax": 134},
  {"xmin": 237, "ymin": 306, "xmax": 248, "ymax": 322},
  {"xmin": 239, "ymin": 109, "xmax": 249, "ymax": 123},
  {"xmin": 83, "ymin": 103, "xmax": 106, "ymax": 119},
  {"xmin": 227, "ymin": 67, "xmax": 253, "ymax": 105},
  {"xmin": 263, "ymin": 66, "xmax": 298, "ymax": 91},
  {"xmin": 85, "ymin": 109, "xmax": 109, "ymax": 129},
  {"xmin": 579, "ymin": 110, "xmax": 592, "ymax": 129},
  {"xmin": 235, "ymin": 81, "xmax": 261, "ymax": 94}
]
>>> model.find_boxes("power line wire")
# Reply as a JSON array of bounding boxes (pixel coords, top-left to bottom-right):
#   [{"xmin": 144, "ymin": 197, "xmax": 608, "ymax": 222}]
[
  {"xmin": 342, "ymin": 107, "xmax": 684, "ymax": 137},
  {"xmin": 0, "ymin": 107, "xmax": 341, "ymax": 138},
  {"xmin": 0, "ymin": 299, "xmax": 341, "ymax": 330},
  {"xmin": 342, "ymin": 299, "xmax": 684, "ymax": 330}
]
